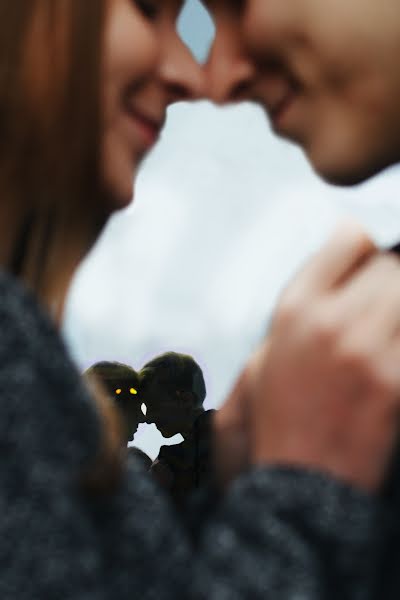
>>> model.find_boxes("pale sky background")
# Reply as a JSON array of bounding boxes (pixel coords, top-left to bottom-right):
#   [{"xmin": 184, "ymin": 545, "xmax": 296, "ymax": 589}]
[{"xmin": 64, "ymin": 0, "xmax": 400, "ymax": 459}]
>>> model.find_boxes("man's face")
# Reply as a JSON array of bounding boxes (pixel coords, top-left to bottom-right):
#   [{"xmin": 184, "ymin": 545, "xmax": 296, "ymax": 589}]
[
  {"xmin": 144, "ymin": 381, "xmax": 198, "ymax": 438},
  {"xmin": 204, "ymin": 0, "xmax": 400, "ymax": 185}
]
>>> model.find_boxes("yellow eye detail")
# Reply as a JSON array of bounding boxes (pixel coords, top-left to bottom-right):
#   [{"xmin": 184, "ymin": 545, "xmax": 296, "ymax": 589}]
[
  {"xmin": 130, "ymin": 388, "xmax": 138, "ymax": 395},
  {"xmin": 115, "ymin": 389, "xmax": 122, "ymax": 395}
]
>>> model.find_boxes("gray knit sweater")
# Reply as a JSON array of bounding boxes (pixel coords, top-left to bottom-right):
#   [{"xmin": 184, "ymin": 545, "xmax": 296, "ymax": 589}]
[{"xmin": 0, "ymin": 271, "xmax": 382, "ymax": 599}]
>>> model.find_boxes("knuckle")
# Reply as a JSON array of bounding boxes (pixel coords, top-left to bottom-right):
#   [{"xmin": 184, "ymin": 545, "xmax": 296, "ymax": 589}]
[
  {"xmin": 339, "ymin": 222, "xmax": 376, "ymax": 256},
  {"xmin": 277, "ymin": 298, "xmax": 344, "ymax": 349}
]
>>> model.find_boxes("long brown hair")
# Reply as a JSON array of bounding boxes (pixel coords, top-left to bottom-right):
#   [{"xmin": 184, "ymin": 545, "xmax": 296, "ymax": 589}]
[
  {"xmin": 0, "ymin": 1, "xmax": 127, "ymax": 490},
  {"xmin": 0, "ymin": 0, "xmax": 108, "ymax": 312}
]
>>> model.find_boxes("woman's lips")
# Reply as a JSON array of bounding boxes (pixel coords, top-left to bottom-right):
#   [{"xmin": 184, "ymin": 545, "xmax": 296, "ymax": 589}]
[
  {"xmin": 126, "ymin": 106, "xmax": 163, "ymax": 149},
  {"xmin": 131, "ymin": 111, "xmax": 162, "ymax": 147}
]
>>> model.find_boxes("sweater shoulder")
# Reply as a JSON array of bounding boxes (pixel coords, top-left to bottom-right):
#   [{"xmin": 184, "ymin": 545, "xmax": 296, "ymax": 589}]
[{"xmin": 0, "ymin": 270, "xmax": 101, "ymax": 477}]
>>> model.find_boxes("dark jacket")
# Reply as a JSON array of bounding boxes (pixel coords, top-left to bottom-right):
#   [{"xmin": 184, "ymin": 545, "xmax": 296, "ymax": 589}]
[
  {"xmin": 153, "ymin": 409, "xmax": 216, "ymax": 506},
  {"xmin": 0, "ymin": 270, "xmax": 383, "ymax": 599}
]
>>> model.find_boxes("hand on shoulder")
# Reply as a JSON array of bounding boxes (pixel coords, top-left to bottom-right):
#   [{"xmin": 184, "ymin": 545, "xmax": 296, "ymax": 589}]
[{"xmin": 215, "ymin": 222, "xmax": 400, "ymax": 493}]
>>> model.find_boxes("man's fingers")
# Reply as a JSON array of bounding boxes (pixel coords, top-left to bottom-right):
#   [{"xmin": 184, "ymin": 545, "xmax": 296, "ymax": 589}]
[{"xmin": 333, "ymin": 253, "xmax": 400, "ymax": 338}]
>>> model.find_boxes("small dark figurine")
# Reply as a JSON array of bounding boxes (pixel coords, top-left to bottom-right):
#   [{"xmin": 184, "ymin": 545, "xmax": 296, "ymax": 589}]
[
  {"xmin": 84, "ymin": 361, "xmax": 146, "ymax": 446},
  {"xmin": 139, "ymin": 352, "xmax": 215, "ymax": 507}
]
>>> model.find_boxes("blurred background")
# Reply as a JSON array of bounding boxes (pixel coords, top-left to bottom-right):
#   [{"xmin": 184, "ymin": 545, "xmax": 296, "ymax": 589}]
[{"xmin": 64, "ymin": 0, "xmax": 400, "ymax": 458}]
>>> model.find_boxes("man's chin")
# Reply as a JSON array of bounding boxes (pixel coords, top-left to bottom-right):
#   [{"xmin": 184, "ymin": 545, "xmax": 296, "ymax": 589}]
[
  {"xmin": 309, "ymin": 146, "xmax": 397, "ymax": 187},
  {"xmin": 315, "ymin": 165, "xmax": 370, "ymax": 187}
]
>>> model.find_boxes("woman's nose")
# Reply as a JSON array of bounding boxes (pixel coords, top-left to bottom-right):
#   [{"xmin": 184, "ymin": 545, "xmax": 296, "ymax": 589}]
[
  {"xmin": 161, "ymin": 35, "xmax": 206, "ymax": 103},
  {"xmin": 204, "ymin": 26, "xmax": 255, "ymax": 104}
]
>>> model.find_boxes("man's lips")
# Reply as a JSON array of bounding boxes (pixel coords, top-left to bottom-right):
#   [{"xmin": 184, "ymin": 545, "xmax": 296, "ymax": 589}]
[
  {"xmin": 256, "ymin": 69, "xmax": 302, "ymax": 133},
  {"xmin": 269, "ymin": 88, "xmax": 298, "ymax": 130}
]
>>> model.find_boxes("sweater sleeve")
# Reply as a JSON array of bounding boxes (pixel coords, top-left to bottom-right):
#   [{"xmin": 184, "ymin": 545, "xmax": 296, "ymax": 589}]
[
  {"xmin": 99, "ymin": 454, "xmax": 382, "ymax": 600},
  {"xmin": 191, "ymin": 467, "xmax": 382, "ymax": 600},
  {"xmin": 0, "ymin": 364, "xmax": 107, "ymax": 600},
  {"xmin": 0, "ymin": 363, "xmax": 383, "ymax": 600},
  {"xmin": 0, "ymin": 272, "xmax": 385, "ymax": 600}
]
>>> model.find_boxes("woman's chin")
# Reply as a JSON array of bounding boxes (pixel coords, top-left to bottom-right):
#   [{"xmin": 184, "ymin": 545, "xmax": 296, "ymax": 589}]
[
  {"xmin": 102, "ymin": 153, "xmax": 137, "ymax": 211},
  {"xmin": 106, "ymin": 178, "xmax": 135, "ymax": 212}
]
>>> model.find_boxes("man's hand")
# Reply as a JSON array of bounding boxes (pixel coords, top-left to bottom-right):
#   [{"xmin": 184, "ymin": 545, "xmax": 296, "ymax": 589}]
[
  {"xmin": 216, "ymin": 223, "xmax": 400, "ymax": 493},
  {"xmin": 213, "ymin": 366, "xmax": 252, "ymax": 489}
]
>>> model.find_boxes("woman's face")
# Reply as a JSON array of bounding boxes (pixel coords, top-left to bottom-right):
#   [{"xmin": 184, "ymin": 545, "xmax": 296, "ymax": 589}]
[
  {"xmin": 204, "ymin": 0, "xmax": 400, "ymax": 185},
  {"xmin": 103, "ymin": 0, "xmax": 204, "ymax": 208}
]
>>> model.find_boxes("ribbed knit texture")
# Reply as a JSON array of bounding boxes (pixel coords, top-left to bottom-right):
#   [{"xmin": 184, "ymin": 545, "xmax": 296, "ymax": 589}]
[{"xmin": 0, "ymin": 270, "xmax": 383, "ymax": 599}]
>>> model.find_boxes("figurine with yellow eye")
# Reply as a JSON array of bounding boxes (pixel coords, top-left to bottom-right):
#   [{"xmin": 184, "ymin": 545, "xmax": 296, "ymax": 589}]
[{"xmin": 83, "ymin": 361, "xmax": 147, "ymax": 446}]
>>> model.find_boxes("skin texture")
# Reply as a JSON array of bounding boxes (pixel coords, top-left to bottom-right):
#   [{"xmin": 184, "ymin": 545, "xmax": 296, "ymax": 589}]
[
  {"xmin": 203, "ymin": 0, "xmax": 400, "ymax": 185},
  {"xmin": 102, "ymin": 0, "xmax": 204, "ymax": 208}
]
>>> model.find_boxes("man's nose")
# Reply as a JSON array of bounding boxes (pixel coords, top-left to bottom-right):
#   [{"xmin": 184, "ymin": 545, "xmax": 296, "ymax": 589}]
[
  {"xmin": 144, "ymin": 404, "xmax": 155, "ymax": 425},
  {"xmin": 204, "ymin": 26, "xmax": 255, "ymax": 104},
  {"xmin": 161, "ymin": 35, "xmax": 206, "ymax": 104}
]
